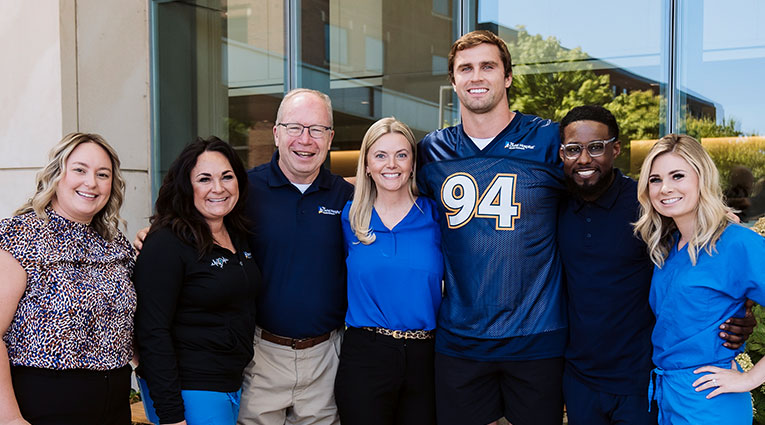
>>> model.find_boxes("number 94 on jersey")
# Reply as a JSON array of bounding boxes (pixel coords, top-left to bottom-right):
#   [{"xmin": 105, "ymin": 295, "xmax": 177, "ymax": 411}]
[{"xmin": 440, "ymin": 172, "xmax": 521, "ymax": 230}]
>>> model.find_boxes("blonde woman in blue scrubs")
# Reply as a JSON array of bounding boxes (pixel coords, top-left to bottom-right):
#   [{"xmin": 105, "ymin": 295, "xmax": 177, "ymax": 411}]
[{"xmin": 634, "ymin": 134, "xmax": 765, "ymax": 424}]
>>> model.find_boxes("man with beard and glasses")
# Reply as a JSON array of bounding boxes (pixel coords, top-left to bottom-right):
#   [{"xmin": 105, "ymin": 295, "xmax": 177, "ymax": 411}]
[{"xmin": 557, "ymin": 105, "xmax": 755, "ymax": 425}]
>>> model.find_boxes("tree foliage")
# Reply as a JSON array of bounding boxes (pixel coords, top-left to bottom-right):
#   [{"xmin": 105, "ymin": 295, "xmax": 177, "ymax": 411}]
[
  {"xmin": 507, "ymin": 28, "xmax": 612, "ymax": 122},
  {"xmin": 504, "ymin": 28, "xmax": 762, "ymax": 183},
  {"xmin": 685, "ymin": 116, "xmax": 742, "ymax": 139},
  {"xmin": 604, "ymin": 90, "xmax": 662, "ymax": 142}
]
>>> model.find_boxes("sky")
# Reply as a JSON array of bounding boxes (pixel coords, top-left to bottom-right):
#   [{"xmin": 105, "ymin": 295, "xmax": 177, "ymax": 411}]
[{"xmin": 478, "ymin": 0, "xmax": 765, "ymax": 135}]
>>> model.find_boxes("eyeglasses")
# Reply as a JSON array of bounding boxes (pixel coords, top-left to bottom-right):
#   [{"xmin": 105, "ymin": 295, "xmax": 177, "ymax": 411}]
[
  {"xmin": 277, "ymin": 123, "xmax": 332, "ymax": 139},
  {"xmin": 561, "ymin": 137, "xmax": 617, "ymax": 160}
]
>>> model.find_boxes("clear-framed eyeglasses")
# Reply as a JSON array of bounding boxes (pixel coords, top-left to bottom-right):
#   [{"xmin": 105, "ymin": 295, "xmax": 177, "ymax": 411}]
[
  {"xmin": 277, "ymin": 123, "xmax": 332, "ymax": 139},
  {"xmin": 560, "ymin": 136, "xmax": 617, "ymax": 160}
]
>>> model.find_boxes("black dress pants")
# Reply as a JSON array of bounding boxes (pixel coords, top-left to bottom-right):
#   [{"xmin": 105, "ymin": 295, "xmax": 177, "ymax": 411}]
[
  {"xmin": 11, "ymin": 364, "xmax": 132, "ymax": 425},
  {"xmin": 334, "ymin": 327, "xmax": 436, "ymax": 425}
]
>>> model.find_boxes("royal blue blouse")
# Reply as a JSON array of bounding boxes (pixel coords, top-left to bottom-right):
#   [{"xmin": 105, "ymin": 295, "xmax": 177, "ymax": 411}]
[{"xmin": 342, "ymin": 197, "xmax": 443, "ymax": 331}]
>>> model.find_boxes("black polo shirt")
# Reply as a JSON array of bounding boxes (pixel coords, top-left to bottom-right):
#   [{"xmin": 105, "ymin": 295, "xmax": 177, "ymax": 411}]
[
  {"xmin": 557, "ymin": 168, "xmax": 655, "ymax": 395},
  {"xmin": 247, "ymin": 152, "xmax": 353, "ymax": 339}
]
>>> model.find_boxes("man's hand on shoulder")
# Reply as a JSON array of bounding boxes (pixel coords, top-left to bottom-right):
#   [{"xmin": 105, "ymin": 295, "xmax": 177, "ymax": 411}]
[
  {"xmin": 719, "ymin": 299, "xmax": 757, "ymax": 350},
  {"xmin": 133, "ymin": 227, "xmax": 150, "ymax": 253}
]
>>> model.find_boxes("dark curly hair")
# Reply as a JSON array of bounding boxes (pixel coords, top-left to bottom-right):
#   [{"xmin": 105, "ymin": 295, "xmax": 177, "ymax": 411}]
[{"xmin": 149, "ymin": 136, "xmax": 249, "ymax": 256}]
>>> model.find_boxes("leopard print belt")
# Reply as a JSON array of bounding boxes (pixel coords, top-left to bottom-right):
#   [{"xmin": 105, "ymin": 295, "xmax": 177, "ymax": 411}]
[{"xmin": 361, "ymin": 327, "xmax": 435, "ymax": 340}]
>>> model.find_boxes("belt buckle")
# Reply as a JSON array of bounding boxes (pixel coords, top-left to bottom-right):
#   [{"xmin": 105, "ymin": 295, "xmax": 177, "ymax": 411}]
[{"xmin": 391, "ymin": 330, "xmax": 404, "ymax": 339}]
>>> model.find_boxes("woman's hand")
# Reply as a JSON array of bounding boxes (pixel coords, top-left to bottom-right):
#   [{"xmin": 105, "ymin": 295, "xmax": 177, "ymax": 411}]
[
  {"xmin": 133, "ymin": 226, "xmax": 150, "ymax": 252},
  {"xmin": 693, "ymin": 360, "xmax": 758, "ymax": 398}
]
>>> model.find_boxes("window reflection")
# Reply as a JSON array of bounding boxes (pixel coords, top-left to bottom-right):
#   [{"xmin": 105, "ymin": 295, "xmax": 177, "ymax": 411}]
[
  {"xmin": 475, "ymin": 12, "xmax": 664, "ymax": 174},
  {"xmin": 474, "ymin": 0, "xmax": 764, "ymax": 223},
  {"xmin": 226, "ymin": 0, "xmax": 285, "ymax": 168},
  {"xmin": 677, "ymin": 0, "xmax": 765, "ymax": 223},
  {"xmin": 150, "ymin": 0, "xmax": 764, "ymax": 223}
]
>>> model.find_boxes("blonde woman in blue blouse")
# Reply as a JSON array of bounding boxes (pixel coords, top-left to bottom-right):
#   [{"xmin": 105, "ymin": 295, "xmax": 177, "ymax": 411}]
[
  {"xmin": 334, "ymin": 117, "xmax": 444, "ymax": 425},
  {"xmin": 0, "ymin": 133, "xmax": 135, "ymax": 425}
]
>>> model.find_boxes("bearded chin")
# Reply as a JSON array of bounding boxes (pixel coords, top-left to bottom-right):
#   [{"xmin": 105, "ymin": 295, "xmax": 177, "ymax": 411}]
[{"xmin": 565, "ymin": 167, "xmax": 615, "ymax": 200}]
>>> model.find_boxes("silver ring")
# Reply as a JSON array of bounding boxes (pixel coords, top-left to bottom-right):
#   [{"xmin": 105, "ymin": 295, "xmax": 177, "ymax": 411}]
[{"xmin": 713, "ymin": 378, "xmax": 718, "ymax": 386}]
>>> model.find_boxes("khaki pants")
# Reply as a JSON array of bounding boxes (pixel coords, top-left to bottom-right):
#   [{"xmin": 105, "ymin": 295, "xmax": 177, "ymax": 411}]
[{"xmin": 237, "ymin": 327, "xmax": 342, "ymax": 425}]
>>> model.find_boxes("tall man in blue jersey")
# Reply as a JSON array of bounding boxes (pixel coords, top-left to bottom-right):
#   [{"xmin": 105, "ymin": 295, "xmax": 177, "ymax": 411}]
[
  {"xmin": 417, "ymin": 30, "xmax": 567, "ymax": 425},
  {"xmin": 557, "ymin": 105, "xmax": 755, "ymax": 425}
]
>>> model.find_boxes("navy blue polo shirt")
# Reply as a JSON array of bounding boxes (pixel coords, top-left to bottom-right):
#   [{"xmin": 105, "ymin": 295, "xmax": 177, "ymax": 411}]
[
  {"xmin": 557, "ymin": 168, "xmax": 654, "ymax": 395},
  {"xmin": 246, "ymin": 152, "xmax": 354, "ymax": 339}
]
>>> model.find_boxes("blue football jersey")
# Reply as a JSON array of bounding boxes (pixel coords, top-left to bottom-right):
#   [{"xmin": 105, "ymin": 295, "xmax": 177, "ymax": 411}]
[{"xmin": 417, "ymin": 112, "xmax": 567, "ymax": 343}]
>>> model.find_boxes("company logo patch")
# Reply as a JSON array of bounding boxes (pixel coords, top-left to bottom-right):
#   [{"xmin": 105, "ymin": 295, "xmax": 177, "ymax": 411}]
[
  {"xmin": 318, "ymin": 206, "xmax": 342, "ymax": 215},
  {"xmin": 504, "ymin": 141, "xmax": 535, "ymax": 150},
  {"xmin": 211, "ymin": 257, "xmax": 229, "ymax": 268}
]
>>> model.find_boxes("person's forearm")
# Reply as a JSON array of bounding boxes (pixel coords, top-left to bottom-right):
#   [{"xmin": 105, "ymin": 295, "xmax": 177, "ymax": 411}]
[
  {"xmin": 0, "ymin": 345, "xmax": 26, "ymax": 424},
  {"xmin": 743, "ymin": 357, "xmax": 765, "ymax": 391}
]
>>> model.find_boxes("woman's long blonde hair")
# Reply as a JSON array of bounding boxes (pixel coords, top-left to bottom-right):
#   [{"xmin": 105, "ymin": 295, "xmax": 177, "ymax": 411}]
[
  {"xmin": 348, "ymin": 117, "xmax": 418, "ymax": 245},
  {"xmin": 633, "ymin": 134, "xmax": 732, "ymax": 267},
  {"xmin": 15, "ymin": 132, "xmax": 126, "ymax": 240}
]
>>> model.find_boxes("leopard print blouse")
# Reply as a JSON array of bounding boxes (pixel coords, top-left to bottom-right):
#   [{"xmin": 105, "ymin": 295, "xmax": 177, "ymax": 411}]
[{"xmin": 0, "ymin": 209, "xmax": 136, "ymax": 370}]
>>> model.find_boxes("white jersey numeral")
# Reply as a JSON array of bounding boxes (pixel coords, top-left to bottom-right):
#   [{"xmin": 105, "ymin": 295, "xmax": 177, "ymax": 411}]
[{"xmin": 440, "ymin": 173, "xmax": 521, "ymax": 230}]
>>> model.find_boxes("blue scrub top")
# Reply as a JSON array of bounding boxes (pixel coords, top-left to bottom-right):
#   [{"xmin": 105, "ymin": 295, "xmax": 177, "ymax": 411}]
[
  {"xmin": 342, "ymin": 197, "xmax": 444, "ymax": 331},
  {"xmin": 650, "ymin": 224, "xmax": 765, "ymax": 370}
]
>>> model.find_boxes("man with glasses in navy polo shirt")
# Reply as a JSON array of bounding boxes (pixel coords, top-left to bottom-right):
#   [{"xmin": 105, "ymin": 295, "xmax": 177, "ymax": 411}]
[
  {"xmin": 238, "ymin": 88, "xmax": 353, "ymax": 425},
  {"xmin": 557, "ymin": 105, "xmax": 754, "ymax": 425}
]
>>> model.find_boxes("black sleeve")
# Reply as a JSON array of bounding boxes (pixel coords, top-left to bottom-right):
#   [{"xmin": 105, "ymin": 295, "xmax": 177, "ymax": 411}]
[
  {"xmin": 133, "ymin": 228, "xmax": 187, "ymax": 424},
  {"xmin": 416, "ymin": 136, "xmax": 433, "ymax": 198}
]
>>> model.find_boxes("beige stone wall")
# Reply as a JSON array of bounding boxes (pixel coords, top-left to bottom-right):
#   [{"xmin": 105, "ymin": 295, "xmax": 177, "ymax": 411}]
[
  {"xmin": 0, "ymin": 0, "xmax": 152, "ymax": 239},
  {"xmin": 0, "ymin": 1, "xmax": 68, "ymax": 213}
]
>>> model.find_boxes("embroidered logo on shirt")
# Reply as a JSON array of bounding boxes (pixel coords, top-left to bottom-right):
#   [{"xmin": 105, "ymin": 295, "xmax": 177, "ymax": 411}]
[
  {"xmin": 243, "ymin": 251, "xmax": 252, "ymax": 259},
  {"xmin": 211, "ymin": 257, "xmax": 229, "ymax": 268},
  {"xmin": 318, "ymin": 206, "xmax": 341, "ymax": 215},
  {"xmin": 504, "ymin": 141, "xmax": 535, "ymax": 150}
]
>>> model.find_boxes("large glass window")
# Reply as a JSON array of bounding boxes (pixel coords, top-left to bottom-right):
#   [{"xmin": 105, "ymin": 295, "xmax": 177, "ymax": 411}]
[
  {"xmin": 151, "ymin": 0, "xmax": 285, "ymax": 191},
  {"xmin": 295, "ymin": 0, "xmax": 460, "ymax": 175},
  {"xmin": 226, "ymin": 0, "xmax": 286, "ymax": 168},
  {"xmin": 151, "ymin": 0, "xmax": 228, "ymax": 192},
  {"xmin": 674, "ymin": 0, "xmax": 765, "ymax": 223},
  {"xmin": 151, "ymin": 1, "xmax": 764, "ymax": 223},
  {"xmin": 472, "ymin": 0, "xmax": 666, "ymax": 174},
  {"xmin": 153, "ymin": 0, "xmax": 458, "ymax": 181}
]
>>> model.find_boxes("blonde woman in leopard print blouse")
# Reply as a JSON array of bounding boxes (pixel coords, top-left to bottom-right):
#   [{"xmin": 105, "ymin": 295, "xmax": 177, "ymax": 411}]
[{"xmin": 0, "ymin": 133, "xmax": 135, "ymax": 425}]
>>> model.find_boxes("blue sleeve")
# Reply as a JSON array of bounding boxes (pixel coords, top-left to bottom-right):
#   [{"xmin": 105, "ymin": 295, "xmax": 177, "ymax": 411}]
[
  {"xmin": 341, "ymin": 201, "xmax": 354, "ymax": 256},
  {"xmin": 730, "ymin": 227, "xmax": 765, "ymax": 304}
]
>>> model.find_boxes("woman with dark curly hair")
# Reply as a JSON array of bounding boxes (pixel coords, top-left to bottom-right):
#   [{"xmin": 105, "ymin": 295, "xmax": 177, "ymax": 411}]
[{"xmin": 134, "ymin": 137, "xmax": 260, "ymax": 425}]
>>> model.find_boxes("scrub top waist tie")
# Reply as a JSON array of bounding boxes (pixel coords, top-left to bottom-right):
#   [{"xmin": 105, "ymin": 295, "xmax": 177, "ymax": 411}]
[{"xmin": 648, "ymin": 367, "xmax": 663, "ymax": 414}]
